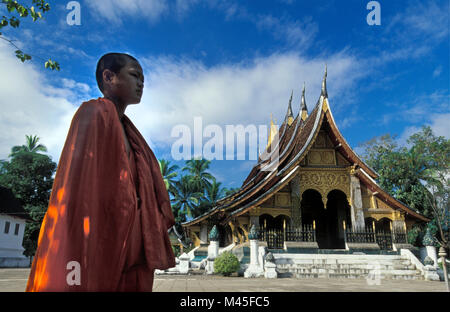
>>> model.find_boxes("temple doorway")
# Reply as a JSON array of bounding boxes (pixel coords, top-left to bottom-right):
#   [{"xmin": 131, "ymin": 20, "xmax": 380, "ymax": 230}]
[
  {"xmin": 217, "ymin": 224, "xmax": 233, "ymax": 247},
  {"xmin": 301, "ymin": 189, "xmax": 327, "ymax": 247},
  {"xmin": 301, "ymin": 189, "xmax": 351, "ymax": 249},
  {"xmin": 325, "ymin": 190, "xmax": 352, "ymax": 249}
]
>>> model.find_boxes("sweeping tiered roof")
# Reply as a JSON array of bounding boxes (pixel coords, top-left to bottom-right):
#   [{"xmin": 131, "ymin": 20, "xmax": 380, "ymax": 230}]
[{"xmin": 182, "ymin": 69, "xmax": 429, "ymax": 227}]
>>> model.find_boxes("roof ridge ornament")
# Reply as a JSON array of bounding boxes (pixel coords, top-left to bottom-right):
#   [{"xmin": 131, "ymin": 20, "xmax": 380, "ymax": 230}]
[
  {"xmin": 321, "ymin": 64, "xmax": 328, "ymax": 99},
  {"xmin": 301, "ymin": 82, "xmax": 308, "ymax": 121},
  {"xmin": 285, "ymin": 90, "xmax": 294, "ymax": 126}
]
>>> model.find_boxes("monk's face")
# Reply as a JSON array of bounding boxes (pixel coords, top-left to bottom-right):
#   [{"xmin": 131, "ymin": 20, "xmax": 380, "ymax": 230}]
[{"xmin": 103, "ymin": 60, "xmax": 144, "ymax": 105}]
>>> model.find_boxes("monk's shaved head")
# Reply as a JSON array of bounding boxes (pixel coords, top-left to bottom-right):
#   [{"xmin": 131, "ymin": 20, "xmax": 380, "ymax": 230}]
[{"xmin": 96, "ymin": 53, "xmax": 139, "ymax": 92}]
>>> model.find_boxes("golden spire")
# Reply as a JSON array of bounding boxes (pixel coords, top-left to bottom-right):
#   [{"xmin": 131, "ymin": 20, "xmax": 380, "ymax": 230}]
[
  {"xmin": 301, "ymin": 82, "xmax": 308, "ymax": 121},
  {"xmin": 285, "ymin": 90, "xmax": 294, "ymax": 126},
  {"xmin": 321, "ymin": 64, "xmax": 328, "ymax": 99},
  {"xmin": 267, "ymin": 113, "xmax": 278, "ymax": 148}
]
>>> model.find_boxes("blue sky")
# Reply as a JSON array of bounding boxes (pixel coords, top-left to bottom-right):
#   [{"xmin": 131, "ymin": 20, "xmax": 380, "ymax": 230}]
[{"xmin": 0, "ymin": 0, "xmax": 448, "ymax": 189}]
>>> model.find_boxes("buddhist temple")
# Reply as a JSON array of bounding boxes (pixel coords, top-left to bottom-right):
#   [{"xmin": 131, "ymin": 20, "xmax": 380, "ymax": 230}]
[{"xmin": 182, "ymin": 68, "xmax": 429, "ymax": 252}]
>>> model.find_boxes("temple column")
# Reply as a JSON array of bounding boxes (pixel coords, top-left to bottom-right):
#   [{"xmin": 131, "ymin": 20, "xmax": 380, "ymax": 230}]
[
  {"xmin": 290, "ymin": 176, "xmax": 302, "ymax": 227},
  {"xmin": 350, "ymin": 175, "xmax": 365, "ymax": 229}
]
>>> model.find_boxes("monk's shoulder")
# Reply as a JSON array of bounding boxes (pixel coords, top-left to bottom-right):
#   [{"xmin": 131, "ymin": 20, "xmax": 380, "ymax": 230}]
[{"xmin": 76, "ymin": 98, "xmax": 116, "ymax": 125}]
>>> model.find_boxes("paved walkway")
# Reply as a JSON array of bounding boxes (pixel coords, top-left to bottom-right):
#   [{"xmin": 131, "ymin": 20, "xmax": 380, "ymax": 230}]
[{"xmin": 1, "ymin": 269, "xmax": 447, "ymax": 292}]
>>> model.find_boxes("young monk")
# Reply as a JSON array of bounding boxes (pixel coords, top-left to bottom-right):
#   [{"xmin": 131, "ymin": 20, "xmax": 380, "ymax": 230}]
[{"xmin": 26, "ymin": 53, "xmax": 176, "ymax": 292}]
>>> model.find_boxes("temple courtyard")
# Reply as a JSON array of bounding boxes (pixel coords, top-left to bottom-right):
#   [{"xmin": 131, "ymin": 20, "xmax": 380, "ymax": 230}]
[{"xmin": 0, "ymin": 268, "xmax": 447, "ymax": 292}]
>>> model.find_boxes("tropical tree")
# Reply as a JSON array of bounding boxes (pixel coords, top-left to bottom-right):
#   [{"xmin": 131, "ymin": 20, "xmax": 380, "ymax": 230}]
[
  {"xmin": 158, "ymin": 159, "xmax": 179, "ymax": 195},
  {"xmin": 182, "ymin": 158, "xmax": 215, "ymax": 192},
  {"xmin": 0, "ymin": 136, "xmax": 56, "ymax": 258},
  {"xmin": 358, "ymin": 126, "xmax": 449, "ymax": 248},
  {"xmin": 9, "ymin": 134, "xmax": 48, "ymax": 157},
  {"xmin": 170, "ymin": 175, "xmax": 203, "ymax": 219},
  {"xmin": 0, "ymin": 0, "xmax": 59, "ymax": 70},
  {"xmin": 196, "ymin": 179, "xmax": 226, "ymax": 216}
]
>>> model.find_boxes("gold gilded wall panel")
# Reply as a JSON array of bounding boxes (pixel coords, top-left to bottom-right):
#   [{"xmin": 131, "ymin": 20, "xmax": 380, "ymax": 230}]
[
  {"xmin": 313, "ymin": 131, "xmax": 334, "ymax": 149},
  {"xmin": 307, "ymin": 150, "xmax": 336, "ymax": 166},
  {"xmin": 298, "ymin": 168, "xmax": 350, "ymax": 204},
  {"xmin": 275, "ymin": 193, "xmax": 291, "ymax": 206},
  {"xmin": 251, "ymin": 207, "xmax": 291, "ymax": 218},
  {"xmin": 376, "ymin": 198, "xmax": 394, "ymax": 211},
  {"xmin": 336, "ymin": 151, "xmax": 351, "ymax": 166}
]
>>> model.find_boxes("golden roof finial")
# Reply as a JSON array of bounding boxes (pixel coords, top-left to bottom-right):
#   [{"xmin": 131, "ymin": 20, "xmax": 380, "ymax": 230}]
[
  {"xmin": 321, "ymin": 64, "xmax": 328, "ymax": 99},
  {"xmin": 285, "ymin": 90, "xmax": 294, "ymax": 126},
  {"xmin": 301, "ymin": 82, "xmax": 308, "ymax": 121}
]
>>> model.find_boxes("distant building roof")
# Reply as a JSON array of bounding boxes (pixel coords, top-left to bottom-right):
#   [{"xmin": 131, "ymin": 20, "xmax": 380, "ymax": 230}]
[{"xmin": 0, "ymin": 186, "xmax": 32, "ymax": 221}]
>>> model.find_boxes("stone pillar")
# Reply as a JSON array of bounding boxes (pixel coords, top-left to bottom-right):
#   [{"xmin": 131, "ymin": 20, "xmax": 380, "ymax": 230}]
[
  {"xmin": 290, "ymin": 176, "xmax": 302, "ymax": 227},
  {"xmin": 264, "ymin": 252, "xmax": 277, "ymax": 279},
  {"xmin": 208, "ymin": 225, "xmax": 220, "ymax": 258},
  {"xmin": 206, "ymin": 225, "xmax": 220, "ymax": 275},
  {"xmin": 350, "ymin": 175, "xmax": 365, "ymax": 229},
  {"xmin": 422, "ymin": 227, "xmax": 438, "ymax": 268},
  {"xmin": 178, "ymin": 253, "xmax": 190, "ymax": 274},
  {"xmin": 244, "ymin": 224, "xmax": 264, "ymax": 278}
]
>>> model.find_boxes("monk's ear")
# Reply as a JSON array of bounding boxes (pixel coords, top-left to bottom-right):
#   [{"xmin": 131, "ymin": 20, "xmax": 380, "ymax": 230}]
[{"xmin": 102, "ymin": 69, "xmax": 116, "ymax": 88}]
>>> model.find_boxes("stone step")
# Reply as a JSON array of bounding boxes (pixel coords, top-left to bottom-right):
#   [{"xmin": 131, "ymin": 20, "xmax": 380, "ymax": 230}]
[
  {"xmin": 276, "ymin": 264, "xmax": 417, "ymax": 271},
  {"xmin": 277, "ymin": 268, "xmax": 423, "ymax": 280},
  {"xmin": 275, "ymin": 259, "xmax": 412, "ymax": 266},
  {"xmin": 283, "ymin": 273, "xmax": 423, "ymax": 280},
  {"xmin": 277, "ymin": 266, "xmax": 421, "ymax": 274},
  {"xmin": 272, "ymin": 254, "xmax": 408, "ymax": 261}
]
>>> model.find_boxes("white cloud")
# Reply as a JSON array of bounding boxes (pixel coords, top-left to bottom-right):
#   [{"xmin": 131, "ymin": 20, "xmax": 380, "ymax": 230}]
[
  {"xmin": 85, "ymin": 0, "xmax": 168, "ymax": 24},
  {"xmin": 126, "ymin": 51, "xmax": 365, "ymax": 157},
  {"xmin": 255, "ymin": 15, "xmax": 318, "ymax": 49},
  {"xmin": 0, "ymin": 43, "xmax": 79, "ymax": 162},
  {"xmin": 428, "ymin": 113, "xmax": 450, "ymax": 138},
  {"xmin": 386, "ymin": 0, "xmax": 449, "ymax": 48},
  {"xmin": 0, "ymin": 40, "xmax": 365, "ymax": 164},
  {"xmin": 381, "ymin": 90, "xmax": 449, "ymax": 126},
  {"xmin": 433, "ymin": 65, "xmax": 443, "ymax": 78},
  {"xmin": 397, "ymin": 112, "xmax": 450, "ymax": 148}
]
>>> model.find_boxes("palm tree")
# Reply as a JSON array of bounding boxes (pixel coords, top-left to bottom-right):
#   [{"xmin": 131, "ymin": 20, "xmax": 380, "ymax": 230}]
[
  {"xmin": 171, "ymin": 175, "xmax": 203, "ymax": 218},
  {"xmin": 196, "ymin": 179, "xmax": 226, "ymax": 216},
  {"xmin": 158, "ymin": 159, "xmax": 179, "ymax": 195},
  {"xmin": 182, "ymin": 158, "xmax": 215, "ymax": 192},
  {"xmin": 9, "ymin": 135, "xmax": 47, "ymax": 157},
  {"xmin": 204, "ymin": 179, "xmax": 225, "ymax": 206}
]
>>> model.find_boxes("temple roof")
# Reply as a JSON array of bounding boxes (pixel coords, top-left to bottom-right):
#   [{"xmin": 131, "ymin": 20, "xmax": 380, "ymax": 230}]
[{"xmin": 182, "ymin": 70, "xmax": 429, "ymax": 226}]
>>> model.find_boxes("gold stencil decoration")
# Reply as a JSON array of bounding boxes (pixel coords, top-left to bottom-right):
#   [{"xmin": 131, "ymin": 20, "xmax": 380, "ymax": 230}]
[{"xmin": 298, "ymin": 169, "xmax": 350, "ymax": 206}]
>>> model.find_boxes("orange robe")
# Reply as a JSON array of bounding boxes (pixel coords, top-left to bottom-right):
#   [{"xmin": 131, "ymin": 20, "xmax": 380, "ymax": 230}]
[{"xmin": 26, "ymin": 97, "xmax": 175, "ymax": 292}]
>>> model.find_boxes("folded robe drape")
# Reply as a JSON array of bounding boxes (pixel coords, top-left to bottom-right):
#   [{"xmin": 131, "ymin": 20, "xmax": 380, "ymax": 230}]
[{"xmin": 26, "ymin": 97, "xmax": 175, "ymax": 292}]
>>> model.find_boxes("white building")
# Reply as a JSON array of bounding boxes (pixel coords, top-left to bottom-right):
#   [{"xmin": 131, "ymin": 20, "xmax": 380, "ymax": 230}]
[{"xmin": 0, "ymin": 186, "xmax": 30, "ymax": 267}]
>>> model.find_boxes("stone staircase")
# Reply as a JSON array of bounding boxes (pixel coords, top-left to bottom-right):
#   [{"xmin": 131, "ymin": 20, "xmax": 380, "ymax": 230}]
[{"xmin": 273, "ymin": 253, "xmax": 424, "ymax": 280}]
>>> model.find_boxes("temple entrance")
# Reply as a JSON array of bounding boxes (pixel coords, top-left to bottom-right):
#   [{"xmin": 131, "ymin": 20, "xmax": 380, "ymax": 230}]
[
  {"xmin": 301, "ymin": 189, "xmax": 326, "ymax": 247},
  {"xmin": 325, "ymin": 190, "xmax": 352, "ymax": 249},
  {"xmin": 301, "ymin": 189, "xmax": 351, "ymax": 249},
  {"xmin": 217, "ymin": 224, "xmax": 232, "ymax": 247}
]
